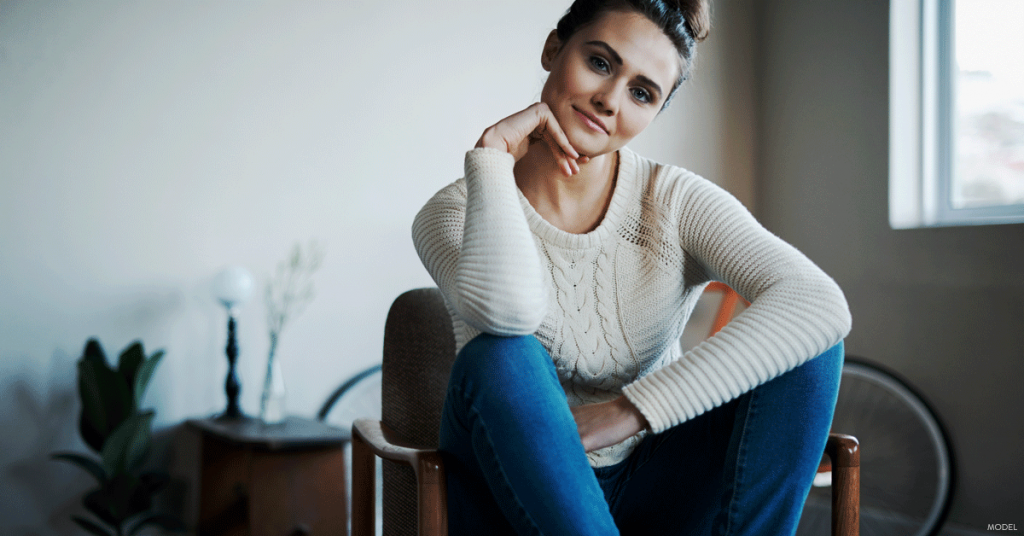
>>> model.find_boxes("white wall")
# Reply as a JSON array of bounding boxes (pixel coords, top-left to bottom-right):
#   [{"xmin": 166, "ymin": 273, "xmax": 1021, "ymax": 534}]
[{"xmin": 0, "ymin": 1, "xmax": 755, "ymax": 532}]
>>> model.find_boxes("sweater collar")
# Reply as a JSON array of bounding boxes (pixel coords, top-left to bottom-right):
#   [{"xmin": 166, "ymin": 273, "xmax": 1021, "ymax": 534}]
[{"xmin": 517, "ymin": 147, "xmax": 638, "ymax": 249}]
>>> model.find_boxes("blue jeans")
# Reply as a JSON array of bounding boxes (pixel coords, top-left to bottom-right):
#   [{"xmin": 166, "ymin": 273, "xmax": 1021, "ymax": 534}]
[{"xmin": 438, "ymin": 334, "xmax": 844, "ymax": 536}]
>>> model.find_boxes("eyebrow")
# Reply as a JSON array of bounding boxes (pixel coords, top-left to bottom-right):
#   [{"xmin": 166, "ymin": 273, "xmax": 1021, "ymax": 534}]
[{"xmin": 585, "ymin": 40, "xmax": 664, "ymax": 101}]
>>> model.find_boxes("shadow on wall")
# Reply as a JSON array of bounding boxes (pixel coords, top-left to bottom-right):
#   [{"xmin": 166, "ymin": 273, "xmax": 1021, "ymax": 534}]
[
  {"xmin": 0, "ymin": 351, "xmax": 195, "ymax": 536},
  {"xmin": 2, "ymin": 355, "xmax": 84, "ymax": 536}
]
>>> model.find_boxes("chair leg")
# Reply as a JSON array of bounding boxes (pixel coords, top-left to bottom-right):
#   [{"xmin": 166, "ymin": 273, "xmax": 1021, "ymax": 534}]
[
  {"xmin": 352, "ymin": 431, "xmax": 377, "ymax": 536},
  {"xmin": 414, "ymin": 452, "xmax": 448, "ymax": 536},
  {"xmin": 826, "ymin": 434, "xmax": 860, "ymax": 536}
]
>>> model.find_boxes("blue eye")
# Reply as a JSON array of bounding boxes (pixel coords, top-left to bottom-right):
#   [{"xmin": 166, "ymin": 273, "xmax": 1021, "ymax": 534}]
[
  {"xmin": 631, "ymin": 87, "xmax": 652, "ymax": 103},
  {"xmin": 590, "ymin": 56, "xmax": 610, "ymax": 72}
]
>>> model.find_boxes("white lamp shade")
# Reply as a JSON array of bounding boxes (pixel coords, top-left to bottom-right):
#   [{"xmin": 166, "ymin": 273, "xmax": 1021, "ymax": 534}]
[{"xmin": 212, "ymin": 265, "xmax": 254, "ymax": 309}]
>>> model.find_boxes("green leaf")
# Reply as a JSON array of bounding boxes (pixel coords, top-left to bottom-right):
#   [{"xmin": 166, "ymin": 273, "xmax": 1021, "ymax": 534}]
[
  {"xmin": 101, "ymin": 411, "xmax": 154, "ymax": 477},
  {"xmin": 78, "ymin": 339, "xmax": 136, "ymax": 453},
  {"xmin": 117, "ymin": 342, "xmax": 145, "ymax": 402},
  {"xmin": 83, "ymin": 490, "xmax": 119, "ymax": 528},
  {"xmin": 105, "ymin": 472, "xmax": 145, "ymax": 521},
  {"xmin": 127, "ymin": 513, "xmax": 187, "ymax": 535},
  {"xmin": 82, "ymin": 339, "xmax": 107, "ymax": 366},
  {"xmin": 132, "ymin": 350, "xmax": 164, "ymax": 408},
  {"xmin": 72, "ymin": 515, "xmax": 113, "ymax": 536},
  {"xmin": 51, "ymin": 452, "xmax": 107, "ymax": 484},
  {"xmin": 77, "ymin": 359, "xmax": 123, "ymax": 452},
  {"xmin": 112, "ymin": 471, "xmax": 168, "ymax": 521},
  {"xmin": 79, "ymin": 414, "xmax": 106, "ymax": 454},
  {"xmin": 78, "ymin": 341, "xmax": 112, "ymax": 451}
]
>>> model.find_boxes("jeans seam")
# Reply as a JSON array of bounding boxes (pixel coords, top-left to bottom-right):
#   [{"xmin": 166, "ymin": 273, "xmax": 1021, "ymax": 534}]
[
  {"xmin": 461, "ymin": 381, "xmax": 545, "ymax": 536},
  {"xmin": 723, "ymin": 392, "xmax": 757, "ymax": 536}
]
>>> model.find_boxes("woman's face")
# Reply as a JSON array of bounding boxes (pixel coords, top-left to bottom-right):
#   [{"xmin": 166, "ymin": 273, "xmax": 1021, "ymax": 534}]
[{"xmin": 540, "ymin": 10, "xmax": 681, "ymax": 159}]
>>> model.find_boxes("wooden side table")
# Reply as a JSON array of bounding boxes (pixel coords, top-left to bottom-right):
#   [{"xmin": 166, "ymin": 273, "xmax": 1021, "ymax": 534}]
[{"xmin": 188, "ymin": 416, "xmax": 350, "ymax": 536}]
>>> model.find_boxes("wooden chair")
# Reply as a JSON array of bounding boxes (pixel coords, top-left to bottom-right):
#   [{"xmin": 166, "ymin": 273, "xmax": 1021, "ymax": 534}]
[{"xmin": 352, "ymin": 287, "xmax": 860, "ymax": 536}]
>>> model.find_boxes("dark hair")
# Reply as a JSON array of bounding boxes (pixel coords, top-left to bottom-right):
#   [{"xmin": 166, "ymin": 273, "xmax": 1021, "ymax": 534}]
[{"xmin": 555, "ymin": 0, "xmax": 711, "ymax": 107}]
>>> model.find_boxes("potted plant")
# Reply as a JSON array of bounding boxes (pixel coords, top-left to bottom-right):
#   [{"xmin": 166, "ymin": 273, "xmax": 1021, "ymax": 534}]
[{"xmin": 52, "ymin": 339, "xmax": 185, "ymax": 536}]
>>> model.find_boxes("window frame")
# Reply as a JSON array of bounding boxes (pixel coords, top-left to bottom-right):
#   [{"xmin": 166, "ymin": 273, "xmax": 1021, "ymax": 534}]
[{"xmin": 889, "ymin": 0, "xmax": 1024, "ymax": 229}]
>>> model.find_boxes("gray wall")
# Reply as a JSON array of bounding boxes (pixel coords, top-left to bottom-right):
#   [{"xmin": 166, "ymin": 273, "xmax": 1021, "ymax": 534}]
[{"xmin": 755, "ymin": 0, "xmax": 1024, "ymax": 526}]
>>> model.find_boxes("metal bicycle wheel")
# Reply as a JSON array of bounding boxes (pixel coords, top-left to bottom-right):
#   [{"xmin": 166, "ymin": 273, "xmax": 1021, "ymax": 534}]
[
  {"xmin": 318, "ymin": 364, "xmax": 384, "ymax": 535},
  {"xmin": 798, "ymin": 356, "xmax": 955, "ymax": 536}
]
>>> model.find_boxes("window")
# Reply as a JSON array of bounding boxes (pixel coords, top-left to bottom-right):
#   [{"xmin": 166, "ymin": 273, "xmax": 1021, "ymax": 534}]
[{"xmin": 890, "ymin": 0, "xmax": 1024, "ymax": 228}]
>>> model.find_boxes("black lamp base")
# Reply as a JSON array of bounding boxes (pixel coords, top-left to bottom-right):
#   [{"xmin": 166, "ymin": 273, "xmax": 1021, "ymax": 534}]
[{"xmin": 220, "ymin": 314, "xmax": 246, "ymax": 420}]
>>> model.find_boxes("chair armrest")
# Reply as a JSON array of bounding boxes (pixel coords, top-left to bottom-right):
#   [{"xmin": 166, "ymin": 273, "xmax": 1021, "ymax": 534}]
[
  {"xmin": 351, "ymin": 418, "xmax": 447, "ymax": 536},
  {"xmin": 825, "ymin": 433, "xmax": 860, "ymax": 468},
  {"xmin": 352, "ymin": 418, "xmax": 440, "ymax": 466},
  {"xmin": 824, "ymin": 433, "xmax": 860, "ymax": 536}
]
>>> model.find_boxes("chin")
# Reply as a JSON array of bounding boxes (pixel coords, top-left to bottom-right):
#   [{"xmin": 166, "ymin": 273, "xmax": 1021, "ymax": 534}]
[
  {"xmin": 578, "ymin": 144, "xmax": 615, "ymax": 160},
  {"xmin": 565, "ymin": 134, "xmax": 607, "ymax": 159}
]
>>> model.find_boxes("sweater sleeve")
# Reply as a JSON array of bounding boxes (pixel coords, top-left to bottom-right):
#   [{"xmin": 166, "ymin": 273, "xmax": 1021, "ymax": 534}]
[
  {"xmin": 411, "ymin": 148, "xmax": 548, "ymax": 335},
  {"xmin": 622, "ymin": 175, "xmax": 852, "ymax": 433}
]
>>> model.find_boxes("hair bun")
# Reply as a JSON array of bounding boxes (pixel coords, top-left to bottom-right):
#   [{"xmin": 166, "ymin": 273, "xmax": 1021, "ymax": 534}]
[{"xmin": 672, "ymin": 0, "xmax": 711, "ymax": 42}]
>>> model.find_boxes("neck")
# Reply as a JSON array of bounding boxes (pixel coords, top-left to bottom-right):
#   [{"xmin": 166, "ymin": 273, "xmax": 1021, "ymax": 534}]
[{"xmin": 515, "ymin": 144, "xmax": 618, "ymax": 234}]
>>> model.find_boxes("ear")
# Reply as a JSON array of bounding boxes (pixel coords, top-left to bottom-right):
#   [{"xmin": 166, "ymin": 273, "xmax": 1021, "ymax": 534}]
[{"xmin": 541, "ymin": 30, "xmax": 562, "ymax": 72}]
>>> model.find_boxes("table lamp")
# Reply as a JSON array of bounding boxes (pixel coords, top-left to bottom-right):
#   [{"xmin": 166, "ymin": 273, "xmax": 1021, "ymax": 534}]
[{"xmin": 212, "ymin": 266, "xmax": 254, "ymax": 420}]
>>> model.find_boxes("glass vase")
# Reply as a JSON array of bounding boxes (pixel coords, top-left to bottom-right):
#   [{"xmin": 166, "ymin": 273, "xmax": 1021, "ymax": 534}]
[{"xmin": 259, "ymin": 350, "xmax": 287, "ymax": 424}]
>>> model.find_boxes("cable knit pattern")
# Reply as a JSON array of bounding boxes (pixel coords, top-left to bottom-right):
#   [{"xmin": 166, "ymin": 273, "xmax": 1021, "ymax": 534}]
[{"xmin": 412, "ymin": 147, "xmax": 851, "ymax": 467}]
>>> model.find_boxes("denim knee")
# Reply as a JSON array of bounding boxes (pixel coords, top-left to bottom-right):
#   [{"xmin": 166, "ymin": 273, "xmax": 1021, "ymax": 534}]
[
  {"xmin": 807, "ymin": 340, "xmax": 844, "ymax": 390},
  {"xmin": 452, "ymin": 333, "xmax": 550, "ymax": 380}
]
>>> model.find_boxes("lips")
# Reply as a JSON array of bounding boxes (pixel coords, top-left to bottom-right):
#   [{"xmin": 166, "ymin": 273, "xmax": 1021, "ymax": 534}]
[{"xmin": 573, "ymin": 106, "xmax": 608, "ymax": 134}]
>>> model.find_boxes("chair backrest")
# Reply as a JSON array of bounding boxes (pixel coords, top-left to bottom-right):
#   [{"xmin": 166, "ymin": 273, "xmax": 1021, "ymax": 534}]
[{"xmin": 381, "ymin": 288, "xmax": 456, "ymax": 536}]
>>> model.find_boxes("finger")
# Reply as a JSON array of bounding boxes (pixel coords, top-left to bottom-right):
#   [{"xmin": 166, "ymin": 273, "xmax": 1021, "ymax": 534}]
[
  {"xmin": 541, "ymin": 116, "xmax": 579, "ymax": 160},
  {"xmin": 531, "ymin": 105, "xmax": 578, "ymax": 159},
  {"xmin": 561, "ymin": 158, "xmax": 574, "ymax": 177},
  {"xmin": 568, "ymin": 157, "xmax": 580, "ymax": 175},
  {"xmin": 544, "ymin": 138, "xmax": 577, "ymax": 176},
  {"xmin": 538, "ymin": 128, "xmax": 580, "ymax": 176}
]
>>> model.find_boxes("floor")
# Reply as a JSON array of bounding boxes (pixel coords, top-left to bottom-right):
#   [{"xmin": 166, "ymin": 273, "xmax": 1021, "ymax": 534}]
[{"xmin": 798, "ymin": 497, "xmax": 996, "ymax": 536}]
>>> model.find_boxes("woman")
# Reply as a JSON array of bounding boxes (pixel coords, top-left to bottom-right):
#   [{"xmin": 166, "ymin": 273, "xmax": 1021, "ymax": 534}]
[{"xmin": 412, "ymin": 1, "xmax": 851, "ymax": 534}]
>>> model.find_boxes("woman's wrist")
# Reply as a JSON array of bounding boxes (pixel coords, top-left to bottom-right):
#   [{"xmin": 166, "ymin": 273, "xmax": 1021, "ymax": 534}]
[
  {"xmin": 475, "ymin": 130, "xmax": 508, "ymax": 152},
  {"xmin": 616, "ymin": 396, "xmax": 650, "ymax": 433}
]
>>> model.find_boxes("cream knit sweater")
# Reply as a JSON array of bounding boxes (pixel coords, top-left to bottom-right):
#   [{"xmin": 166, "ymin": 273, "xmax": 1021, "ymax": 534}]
[{"xmin": 412, "ymin": 147, "xmax": 851, "ymax": 467}]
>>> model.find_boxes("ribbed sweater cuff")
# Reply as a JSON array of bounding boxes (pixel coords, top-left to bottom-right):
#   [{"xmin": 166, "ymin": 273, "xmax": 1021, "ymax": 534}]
[
  {"xmin": 465, "ymin": 147, "xmax": 516, "ymax": 191},
  {"xmin": 622, "ymin": 377, "xmax": 694, "ymax": 434}
]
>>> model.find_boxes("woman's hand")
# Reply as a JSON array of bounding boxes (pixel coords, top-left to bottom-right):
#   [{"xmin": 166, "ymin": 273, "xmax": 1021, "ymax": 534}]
[
  {"xmin": 475, "ymin": 102, "xmax": 586, "ymax": 176},
  {"xmin": 571, "ymin": 396, "xmax": 650, "ymax": 453}
]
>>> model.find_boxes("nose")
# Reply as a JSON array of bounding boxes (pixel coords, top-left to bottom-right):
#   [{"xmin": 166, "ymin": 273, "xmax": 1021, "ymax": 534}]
[{"xmin": 592, "ymin": 79, "xmax": 625, "ymax": 116}]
